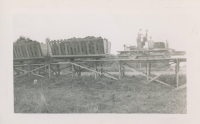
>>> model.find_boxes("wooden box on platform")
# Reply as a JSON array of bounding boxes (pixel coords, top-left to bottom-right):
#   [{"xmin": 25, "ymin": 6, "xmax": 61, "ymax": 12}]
[
  {"xmin": 13, "ymin": 42, "xmax": 48, "ymax": 61},
  {"xmin": 47, "ymin": 36, "xmax": 111, "ymax": 59}
]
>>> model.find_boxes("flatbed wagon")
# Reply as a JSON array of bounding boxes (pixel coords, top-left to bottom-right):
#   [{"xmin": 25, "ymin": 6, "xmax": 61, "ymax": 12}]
[{"xmin": 117, "ymin": 48, "xmax": 174, "ymax": 59}]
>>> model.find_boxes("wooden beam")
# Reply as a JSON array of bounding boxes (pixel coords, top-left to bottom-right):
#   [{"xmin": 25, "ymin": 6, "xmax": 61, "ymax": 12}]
[
  {"xmin": 172, "ymin": 84, "xmax": 186, "ymax": 91},
  {"xmin": 30, "ymin": 64, "xmax": 46, "ymax": 66},
  {"xmin": 29, "ymin": 64, "xmax": 49, "ymax": 73},
  {"xmin": 83, "ymin": 58, "xmax": 186, "ymax": 63},
  {"xmin": 14, "ymin": 68, "xmax": 28, "ymax": 73},
  {"xmin": 71, "ymin": 62, "xmax": 118, "ymax": 80},
  {"xmin": 51, "ymin": 54, "xmax": 107, "ymax": 58},
  {"xmin": 148, "ymin": 64, "xmax": 176, "ymax": 83},
  {"xmin": 14, "ymin": 64, "xmax": 28, "ymax": 67},
  {"xmin": 32, "ymin": 72, "xmax": 44, "ymax": 78},
  {"xmin": 124, "ymin": 63, "xmax": 146, "ymax": 74},
  {"xmin": 14, "ymin": 73, "xmax": 27, "ymax": 78},
  {"xmin": 59, "ymin": 65, "xmax": 71, "ymax": 71},
  {"xmin": 14, "ymin": 57, "xmax": 44, "ymax": 61},
  {"xmin": 122, "ymin": 64, "xmax": 174, "ymax": 88}
]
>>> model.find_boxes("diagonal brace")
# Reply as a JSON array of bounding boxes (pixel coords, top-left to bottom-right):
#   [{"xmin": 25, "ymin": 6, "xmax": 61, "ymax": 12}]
[
  {"xmin": 122, "ymin": 64, "xmax": 174, "ymax": 88},
  {"xmin": 148, "ymin": 64, "xmax": 176, "ymax": 83},
  {"xmin": 70, "ymin": 62, "xmax": 118, "ymax": 80}
]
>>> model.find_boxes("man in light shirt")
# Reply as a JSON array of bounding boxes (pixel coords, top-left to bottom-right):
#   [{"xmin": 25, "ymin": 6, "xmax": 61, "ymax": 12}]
[
  {"xmin": 148, "ymin": 37, "xmax": 154, "ymax": 50},
  {"xmin": 137, "ymin": 29, "xmax": 143, "ymax": 49},
  {"xmin": 138, "ymin": 29, "xmax": 142, "ymax": 36},
  {"xmin": 143, "ymin": 30, "xmax": 148, "ymax": 49},
  {"xmin": 165, "ymin": 40, "xmax": 169, "ymax": 48}
]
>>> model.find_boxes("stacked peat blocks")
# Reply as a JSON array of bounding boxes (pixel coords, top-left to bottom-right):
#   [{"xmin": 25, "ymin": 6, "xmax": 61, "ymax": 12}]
[
  {"xmin": 48, "ymin": 36, "xmax": 111, "ymax": 56},
  {"xmin": 13, "ymin": 36, "xmax": 44, "ymax": 59}
]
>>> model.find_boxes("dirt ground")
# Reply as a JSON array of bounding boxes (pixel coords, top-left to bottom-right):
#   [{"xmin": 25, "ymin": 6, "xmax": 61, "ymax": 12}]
[{"xmin": 14, "ymin": 74, "xmax": 186, "ymax": 113}]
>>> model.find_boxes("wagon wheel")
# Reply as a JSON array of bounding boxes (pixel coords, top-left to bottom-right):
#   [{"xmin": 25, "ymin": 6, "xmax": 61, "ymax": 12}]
[
  {"xmin": 163, "ymin": 51, "xmax": 171, "ymax": 58},
  {"xmin": 129, "ymin": 52, "xmax": 137, "ymax": 59}
]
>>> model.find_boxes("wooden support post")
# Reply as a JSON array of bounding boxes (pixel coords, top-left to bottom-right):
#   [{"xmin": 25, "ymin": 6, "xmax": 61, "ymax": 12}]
[
  {"xmin": 57, "ymin": 64, "xmax": 60, "ymax": 76},
  {"xmin": 119, "ymin": 61, "xmax": 122, "ymax": 79},
  {"xmin": 175, "ymin": 59, "xmax": 180, "ymax": 88},
  {"xmin": 31, "ymin": 65, "xmax": 34, "ymax": 75},
  {"xmin": 33, "ymin": 65, "xmax": 36, "ymax": 74},
  {"xmin": 22, "ymin": 66, "xmax": 25, "ymax": 74},
  {"xmin": 49, "ymin": 64, "xmax": 51, "ymax": 78},
  {"xmin": 38, "ymin": 65, "xmax": 41, "ymax": 75},
  {"xmin": 122, "ymin": 62, "xmax": 125, "ymax": 77},
  {"xmin": 28, "ymin": 64, "xmax": 31, "ymax": 76},
  {"xmin": 146, "ymin": 62, "xmax": 150, "ymax": 83},
  {"xmin": 94, "ymin": 61, "xmax": 97, "ymax": 79},
  {"xmin": 100, "ymin": 63, "xmax": 103, "ymax": 77},
  {"xmin": 72, "ymin": 64, "xmax": 74, "ymax": 78},
  {"xmin": 149, "ymin": 63, "xmax": 151, "ymax": 76},
  {"xmin": 77, "ymin": 67, "xmax": 81, "ymax": 76}
]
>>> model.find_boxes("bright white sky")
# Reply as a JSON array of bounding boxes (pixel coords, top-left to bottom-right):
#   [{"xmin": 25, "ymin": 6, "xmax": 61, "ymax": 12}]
[{"xmin": 13, "ymin": 0, "xmax": 199, "ymax": 54}]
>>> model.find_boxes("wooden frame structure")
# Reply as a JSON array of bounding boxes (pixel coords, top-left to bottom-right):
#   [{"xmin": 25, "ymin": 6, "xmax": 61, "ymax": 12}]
[
  {"xmin": 81, "ymin": 58, "xmax": 186, "ymax": 88},
  {"xmin": 14, "ymin": 58, "xmax": 186, "ymax": 89},
  {"xmin": 47, "ymin": 37, "xmax": 111, "ymax": 59},
  {"xmin": 13, "ymin": 42, "xmax": 45, "ymax": 61},
  {"xmin": 14, "ymin": 64, "xmax": 50, "ymax": 78}
]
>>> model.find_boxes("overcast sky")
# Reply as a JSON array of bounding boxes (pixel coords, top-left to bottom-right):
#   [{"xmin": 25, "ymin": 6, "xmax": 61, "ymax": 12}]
[{"xmin": 13, "ymin": 0, "xmax": 198, "ymax": 54}]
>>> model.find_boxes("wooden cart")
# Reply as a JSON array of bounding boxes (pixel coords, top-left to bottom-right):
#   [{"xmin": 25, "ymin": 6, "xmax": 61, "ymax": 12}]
[{"xmin": 117, "ymin": 49, "xmax": 174, "ymax": 59}]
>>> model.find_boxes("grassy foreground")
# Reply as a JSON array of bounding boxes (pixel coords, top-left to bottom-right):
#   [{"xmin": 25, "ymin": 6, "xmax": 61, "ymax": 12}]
[{"xmin": 14, "ymin": 74, "xmax": 186, "ymax": 113}]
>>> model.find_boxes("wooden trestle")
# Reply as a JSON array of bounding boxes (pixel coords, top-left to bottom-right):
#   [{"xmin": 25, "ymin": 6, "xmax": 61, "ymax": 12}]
[{"xmin": 14, "ymin": 58, "xmax": 186, "ymax": 89}]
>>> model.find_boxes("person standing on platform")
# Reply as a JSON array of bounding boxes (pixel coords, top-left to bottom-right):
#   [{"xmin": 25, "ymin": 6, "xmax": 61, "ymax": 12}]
[
  {"xmin": 148, "ymin": 37, "xmax": 154, "ymax": 50},
  {"xmin": 138, "ymin": 29, "xmax": 142, "ymax": 36},
  {"xmin": 143, "ymin": 30, "xmax": 148, "ymax": 49},
  {"xmin": 137, "ymin": 29, "xmax": 143, "ymax": 49},
  {"xmin": 165, "ymin": 40, "xmax": 169, "ymax": 48}
]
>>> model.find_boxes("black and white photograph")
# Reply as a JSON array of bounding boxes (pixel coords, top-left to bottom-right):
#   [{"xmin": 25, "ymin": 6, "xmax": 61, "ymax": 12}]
[{"xmin": 0, "ymin": 0, "xmax": 200, "ymax": 124}]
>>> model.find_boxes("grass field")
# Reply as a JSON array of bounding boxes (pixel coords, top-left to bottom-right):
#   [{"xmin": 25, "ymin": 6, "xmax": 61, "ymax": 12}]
[{"xmin": 14, "ymin": 74, "xmax": 186, "ymax": 113}]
